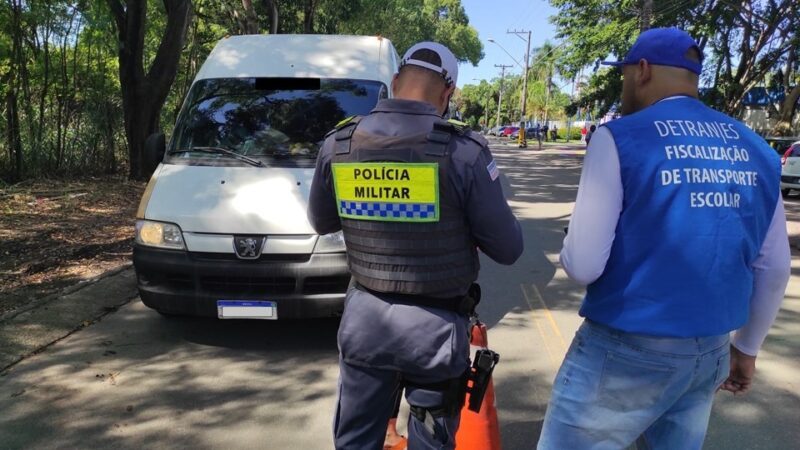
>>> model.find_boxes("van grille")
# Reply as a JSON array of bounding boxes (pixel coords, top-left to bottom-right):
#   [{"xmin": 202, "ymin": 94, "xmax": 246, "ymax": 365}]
[
  {"xmin": 191, "ymin": 252, "xmax": 310, "ymax": 262},
  {"xmin": 303, "ymin": 276, "xmax": 351, "ymax": 295}
]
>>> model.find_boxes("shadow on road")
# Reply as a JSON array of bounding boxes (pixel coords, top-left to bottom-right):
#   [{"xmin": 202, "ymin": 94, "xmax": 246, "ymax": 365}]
[
  {"xmin": 0, "ymin": 302, "xmax": 341, "ymax": 449},
  {"xmin": 477, "ymin": 146, "xmax": 583, "ymax": 328}
]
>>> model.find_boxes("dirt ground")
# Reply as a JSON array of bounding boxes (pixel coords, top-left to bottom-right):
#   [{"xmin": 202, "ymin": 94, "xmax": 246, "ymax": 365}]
[{"xmin": 0, "ymin": 179, "xmax": 144, "ymax": 317}]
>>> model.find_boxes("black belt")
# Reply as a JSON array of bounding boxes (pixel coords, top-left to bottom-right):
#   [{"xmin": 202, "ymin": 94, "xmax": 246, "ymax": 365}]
[{"xmin": 355, "ymin": 283, "xmax": 480, "ymax": 316}]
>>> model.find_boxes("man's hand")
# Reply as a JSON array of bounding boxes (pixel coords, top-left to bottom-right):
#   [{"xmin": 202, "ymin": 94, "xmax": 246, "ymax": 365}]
[{"xmin": 720, "ymin": 345, "xmax": 756, "ymax": 395}]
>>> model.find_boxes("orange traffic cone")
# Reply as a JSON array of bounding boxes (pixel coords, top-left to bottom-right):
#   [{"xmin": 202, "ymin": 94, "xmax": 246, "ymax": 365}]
[{"xmin": 455, "ymin": 322, "xmax": 502, "ymax": 450}]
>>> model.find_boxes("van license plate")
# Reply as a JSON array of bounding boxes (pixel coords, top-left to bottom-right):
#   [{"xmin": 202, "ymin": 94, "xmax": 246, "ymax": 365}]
[{"xmin": 217, "ymin": 300, "xmax": 277, "ymax": 319}]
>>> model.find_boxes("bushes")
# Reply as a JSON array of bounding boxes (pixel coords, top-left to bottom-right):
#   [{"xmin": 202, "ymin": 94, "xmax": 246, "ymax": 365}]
[{"xmin": 557, "ymin": 127, "xmax": 584, "ymax": 141}]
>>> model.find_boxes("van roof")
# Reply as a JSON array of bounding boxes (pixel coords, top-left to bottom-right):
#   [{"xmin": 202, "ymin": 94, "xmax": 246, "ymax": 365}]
[{"xmin": 195, "ymin": 34, "xmax": 398, "ymax": 86}]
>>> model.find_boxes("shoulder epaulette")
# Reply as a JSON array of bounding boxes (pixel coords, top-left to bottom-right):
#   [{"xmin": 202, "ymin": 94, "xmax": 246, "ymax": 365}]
[
  {"xmin": 446, "ymin": 119, "xmax": 469, "ymax": 135},
  {"xmin": 325, "ymin": 115, "xmax": 361, "ymax": 138},
  {"xmin": 336, "ymin": 116, "xmax": 357, "ymax": 128},
  {"xmin": 447, "ymin": 118, "xmax": 468, "ymax": 127}
]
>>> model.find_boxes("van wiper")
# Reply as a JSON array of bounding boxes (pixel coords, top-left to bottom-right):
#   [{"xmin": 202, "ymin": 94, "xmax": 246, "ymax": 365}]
[{"xmin": 169, "ymin": 146, "xmax": 264, "ymax": 167}]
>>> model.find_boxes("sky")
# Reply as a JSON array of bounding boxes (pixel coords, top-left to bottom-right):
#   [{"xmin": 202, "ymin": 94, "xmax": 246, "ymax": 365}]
[{"xmin": 456, "ymin": 0, "xmax": 560, "ymax": 88}]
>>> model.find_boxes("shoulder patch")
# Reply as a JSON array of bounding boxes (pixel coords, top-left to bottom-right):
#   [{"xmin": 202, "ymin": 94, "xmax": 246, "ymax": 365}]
[{"xmin": 487, "ymin": 159, "xmax": 500, "ymax": 181}]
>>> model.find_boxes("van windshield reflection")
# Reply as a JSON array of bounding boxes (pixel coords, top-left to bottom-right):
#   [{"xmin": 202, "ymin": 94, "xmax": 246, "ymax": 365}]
[{"xmin": 169, "ymin": 78, "xmax": 386, "ymax": 166}]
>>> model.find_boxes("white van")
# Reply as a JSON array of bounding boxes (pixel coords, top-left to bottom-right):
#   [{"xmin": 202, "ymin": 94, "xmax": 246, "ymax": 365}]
[{"xmin": 133, "ymin": 35, "xmax": 399, "ymax": 319}]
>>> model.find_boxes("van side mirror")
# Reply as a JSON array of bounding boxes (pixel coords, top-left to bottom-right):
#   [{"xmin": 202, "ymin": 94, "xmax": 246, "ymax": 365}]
[{"xmin": 144, "ymin": 132, "xmax": 166, "ymax": 172}]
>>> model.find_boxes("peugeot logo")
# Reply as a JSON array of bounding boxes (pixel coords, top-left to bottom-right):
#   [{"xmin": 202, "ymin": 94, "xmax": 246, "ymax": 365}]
[{"xmin": 233, "ymin": 236, "xmax": 265, "ymax": 260}]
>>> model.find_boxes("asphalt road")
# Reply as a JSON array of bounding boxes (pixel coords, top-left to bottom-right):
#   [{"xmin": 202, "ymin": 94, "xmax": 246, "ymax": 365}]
[{"xmin": 0, "ymin": 138, "xmax": 798, "ymax": 449}]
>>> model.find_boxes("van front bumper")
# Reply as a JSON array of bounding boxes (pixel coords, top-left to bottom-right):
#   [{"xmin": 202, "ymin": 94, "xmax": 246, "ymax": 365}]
[{"xmin": 133, "ymin": 245, "xmax": 350, "ymax": 319}]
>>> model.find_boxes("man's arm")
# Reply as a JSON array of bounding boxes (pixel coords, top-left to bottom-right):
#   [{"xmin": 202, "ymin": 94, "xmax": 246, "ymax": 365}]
[
  {"xmin": 464, "ymin": 147, "xmax": 523, "ymax": 265},
  {"xmin": 560, "ymin": 127, "xmax": 623, "ymax": 285},
  {"xmin": 722, "ymin": 199, "xmax": 790, "ymax": 395},
  {"xmin": 307, "ymin": 139, "xmax": 342, "ymax": 235}
]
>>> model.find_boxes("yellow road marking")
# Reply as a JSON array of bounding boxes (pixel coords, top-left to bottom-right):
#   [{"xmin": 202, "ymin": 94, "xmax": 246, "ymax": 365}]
[
  {"xmin": 526, "ymin": 284, "xmax": 568, "ymax": 350},
  {"xmin": 520, "ymin": 284, "xmax": 561, "ymax": 369}
]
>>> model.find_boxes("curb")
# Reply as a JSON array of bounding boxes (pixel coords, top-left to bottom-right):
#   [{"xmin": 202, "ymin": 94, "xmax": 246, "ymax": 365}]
[{"xmin": 0, "ymin": 262, "xmax": 133, "ymax": 323}]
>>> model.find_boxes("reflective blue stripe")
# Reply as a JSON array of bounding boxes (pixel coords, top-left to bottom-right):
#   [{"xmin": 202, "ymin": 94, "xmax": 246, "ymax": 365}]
[{"xmin": 339, "ymin": 201, "xmax": 437, "ymax": 219}]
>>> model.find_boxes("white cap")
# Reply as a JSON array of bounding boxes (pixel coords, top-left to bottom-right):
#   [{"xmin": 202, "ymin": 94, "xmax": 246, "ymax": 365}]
[{"xmin": 400, "ymin": 42, "xmax": 458, "ymax": 86}]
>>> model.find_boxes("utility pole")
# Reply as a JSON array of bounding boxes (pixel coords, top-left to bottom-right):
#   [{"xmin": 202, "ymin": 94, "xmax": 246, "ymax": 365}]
[
  {"xmin": 484, "ymin": 93, "xmax": 490, "ymax": 131},
  {"xmin": 494, "ymin": 64, "xmax": 512, "ymax": 131},
  {"xmin": 508, "ymin": 29, "xmax": 531, "ymax": 148}
]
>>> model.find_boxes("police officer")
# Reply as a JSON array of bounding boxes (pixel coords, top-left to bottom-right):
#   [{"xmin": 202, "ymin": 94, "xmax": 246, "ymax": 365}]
[
  {"xmin": 538, "ymin": 28, "xmax": 790, "ymax": 450},
  {"xmin": 307, "ymin": 42, "xmax": 523, "ymax": 449}
]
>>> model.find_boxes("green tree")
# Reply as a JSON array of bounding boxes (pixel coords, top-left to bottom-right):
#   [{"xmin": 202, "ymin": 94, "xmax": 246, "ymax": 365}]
[
  {"xmin": 549, "ymin": 0, "xmax": 800, "ymax": 134},
  {"xmin": 338, "ymin": 0, "xmax": 483, "ymax": 64},
  {"xmin": 107, "ymin": 0, "xmax": 193, "ymax": 180}
]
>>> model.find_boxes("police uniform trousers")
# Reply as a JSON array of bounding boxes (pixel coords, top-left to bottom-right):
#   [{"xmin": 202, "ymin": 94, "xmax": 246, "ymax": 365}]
[{"xmin": 333, "ymin": 287, "xmax": 471, "ymax": 450}]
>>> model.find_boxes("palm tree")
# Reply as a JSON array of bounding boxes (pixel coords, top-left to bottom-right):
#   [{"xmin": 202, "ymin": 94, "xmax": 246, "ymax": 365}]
[{"xmin": 528, "ymin": 40, "xmax": 562, "ymax": 123}]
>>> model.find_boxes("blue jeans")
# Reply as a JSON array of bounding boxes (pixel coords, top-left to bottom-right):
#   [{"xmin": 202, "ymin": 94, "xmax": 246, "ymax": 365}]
[{"xmin": 538, "ymin": 320, "xmax": 730, "ymax": 450}]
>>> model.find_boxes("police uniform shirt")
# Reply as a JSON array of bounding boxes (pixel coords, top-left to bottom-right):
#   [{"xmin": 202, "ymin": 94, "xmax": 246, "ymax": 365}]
[
  {"xmin": 561, "ymin": 96, "xmax": 790, "ymax": 356},
  {"xmin": 308, "ymin": 98, "xmax": 523, "ymax": 266}
]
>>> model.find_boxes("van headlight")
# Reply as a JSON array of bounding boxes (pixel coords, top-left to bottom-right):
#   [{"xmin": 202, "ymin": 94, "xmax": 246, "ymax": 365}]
[
  {"xmin": 135, "ymin": 220, "xmax": 185, "ymax": 250},
  {"xmin": 314, "ymin": 231, "xmax": 346, "ymax": 253}
]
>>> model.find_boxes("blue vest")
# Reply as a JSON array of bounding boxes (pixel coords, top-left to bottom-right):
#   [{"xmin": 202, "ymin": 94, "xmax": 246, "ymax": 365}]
[{"xmin": 582, "ymin": 97, "xmax": 781, "ymax": 337}]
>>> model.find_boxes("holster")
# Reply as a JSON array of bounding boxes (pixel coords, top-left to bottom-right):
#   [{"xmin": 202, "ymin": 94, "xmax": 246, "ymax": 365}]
[
  {"xmin": 408, "ymin": 371, "xmax": 470, "ymax": 420},
  {"xmin": 466, "ymin": 348, "xmax": 500, "ymax": 412}
]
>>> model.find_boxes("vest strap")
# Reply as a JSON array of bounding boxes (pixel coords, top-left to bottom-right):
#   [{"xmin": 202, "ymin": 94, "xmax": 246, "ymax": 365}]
[
  {"xmin": 341, "ymin": 232, "xmax": 470, "ymax": 250},
  {"xmin": 347, "ymin": 247, "xmax": 474, "ymax": 266},
  {"xmin": 425, "ymin": 124, "xmax": 454, "ymax": 156},
  {"xmin": 343, "ymin": 216, "xmax": 467, "ymax": 233},
  {"xmin": 351, "ymin": 262, "xmax": 475, "ymax": 282}
]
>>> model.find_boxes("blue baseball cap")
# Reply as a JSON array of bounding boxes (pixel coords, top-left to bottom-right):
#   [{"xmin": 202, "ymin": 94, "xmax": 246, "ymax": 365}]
[{"xmin": 602, "ymin": 27, "xmax": 703, "ymax": 75}]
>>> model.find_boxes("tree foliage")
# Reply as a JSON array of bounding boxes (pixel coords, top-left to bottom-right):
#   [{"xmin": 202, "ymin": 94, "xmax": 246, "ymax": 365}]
[
  {"xmin": 549, "ymin": 0, "xmax": 800, "ymax": 135},
  {"xmin": 0, "ymin": 0, "xmax": 483, "ymax": 182}
]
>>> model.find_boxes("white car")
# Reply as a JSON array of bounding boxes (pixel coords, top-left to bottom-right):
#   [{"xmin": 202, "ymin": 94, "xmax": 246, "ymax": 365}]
[{"xmin": 780, "ymin": 141, "xmax": 800, "ymax": 197}]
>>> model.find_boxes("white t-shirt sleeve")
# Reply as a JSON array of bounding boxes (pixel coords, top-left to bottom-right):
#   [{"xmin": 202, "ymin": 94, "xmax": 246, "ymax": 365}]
[
  {"xmin": 732, "ymin": 199, "xmax": 791, "ymax": 356},
  {"xmin": 560, "ymin": 127, "xmax": 623, "ymax": 285}
]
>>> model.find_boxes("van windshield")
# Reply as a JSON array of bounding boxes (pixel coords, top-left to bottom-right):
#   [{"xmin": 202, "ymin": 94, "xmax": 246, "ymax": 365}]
[{"xmin": 168, "ymin": 78, "xmax": 387, "ymax": 167}]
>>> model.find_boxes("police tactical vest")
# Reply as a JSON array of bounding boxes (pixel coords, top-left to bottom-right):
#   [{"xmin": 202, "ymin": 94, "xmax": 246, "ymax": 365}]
[
  {"xmin": 330, "ymin": 117, "xmax": 479, "ymax": 297},
  {"xmin": 583, "ymin": 97, "xmax": 780, "ymax": 337}
]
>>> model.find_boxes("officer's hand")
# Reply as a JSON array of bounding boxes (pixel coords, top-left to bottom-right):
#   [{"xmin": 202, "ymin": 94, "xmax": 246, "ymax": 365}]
[{"xmin": 720, "ymin": 345, "xmax": 756, "ymax": 396}]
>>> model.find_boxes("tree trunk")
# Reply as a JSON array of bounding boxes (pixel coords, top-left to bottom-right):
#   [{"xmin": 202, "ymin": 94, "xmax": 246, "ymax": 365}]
[
  {"xmin": 640, "ymin": 0, "xmax": 653, "ymax": 31},
  {"xmin": 6, "ymin": 92, "xmax": 23, "ymax": 182},
  {"xmin": 304, "ymin": 0, "xmax": 316, "ymax": 33},
  {"xmin": 107, "ymin": 0, "xmax": 193, "ymax": 180},
  {"xmin": 264, "ymin": 0, "xmax": 279, "ymax": 34},
  {"xmin": 8, "ymin": 0, "xmax": 24, "ymax": 180},
  {"xmin": 771, "ymin": 85, "xmax": 800, "ymax": 136},
  {"xmin": 240, "ymin": 0, "xmax": 260, "ymax": 34}
]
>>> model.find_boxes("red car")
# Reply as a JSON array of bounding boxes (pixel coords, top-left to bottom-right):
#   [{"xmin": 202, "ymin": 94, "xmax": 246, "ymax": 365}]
[{"xmin": 501, "ymin": 126, "xmax": 519, "ymax": 137}]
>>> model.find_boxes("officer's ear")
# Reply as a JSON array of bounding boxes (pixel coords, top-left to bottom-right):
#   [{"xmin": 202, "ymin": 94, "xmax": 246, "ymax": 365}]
[
  {"xmin": 636, "ymin": 59, "xmax": 652, "ymax": 86},
  {"xmin": 440, "ymin": 84, "xmax": 455, "ymax": 117},
  {"xmin": 391, "ymin": 73, "xmax": 400, "ymax": 97},
  {"xmin": 441, "ymin": 84, "xmax": 455, "ymax": 104}
]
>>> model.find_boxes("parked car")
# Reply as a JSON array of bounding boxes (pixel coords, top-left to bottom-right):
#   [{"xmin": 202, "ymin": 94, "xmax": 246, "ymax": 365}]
[
  {"xmin": 502, "ymin": 126, "xmax": 519, "ymax": 137},
  {"xmin": 510, "ymin": 127, "xmax": 539, "ymax": 140},
  {"xmin": 780, "ymin": 141, "xmax": 800, "ymax": 196},
  {"xmin": 489, "ymin": 126, "xmax": 506, "ymax": 136},
  {"xmin": 132, "ymin": 34, "xmax": 399, "ymax": 320}
]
